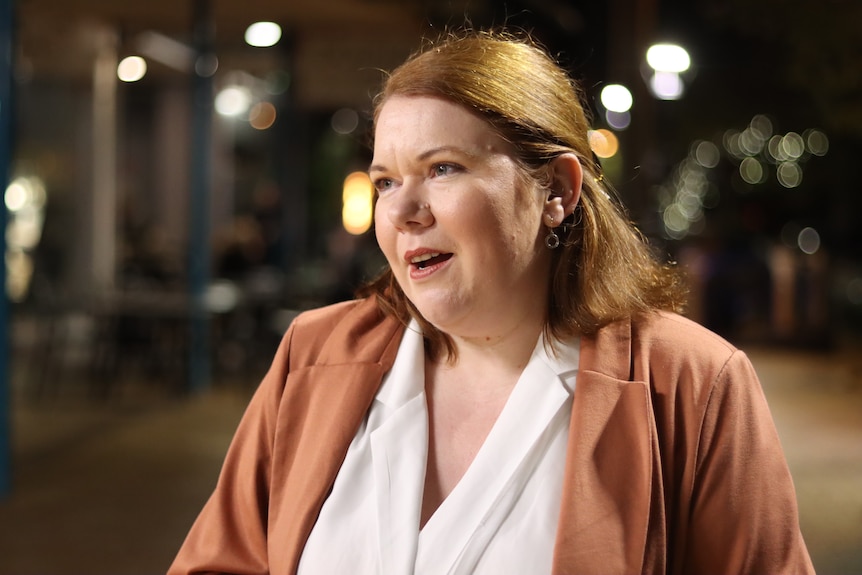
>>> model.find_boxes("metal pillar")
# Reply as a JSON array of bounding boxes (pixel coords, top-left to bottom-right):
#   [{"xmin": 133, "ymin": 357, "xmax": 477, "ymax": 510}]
[
  {"xmin": 188, "ymin": 0, "xmax": 214, "ymax": 393},
  {"xmin": 0, "ymin": 0, "xmax": 15, "ymax": 498},
  {"xmin": 91, "ymin": 29, "xmax": 118, "ymax": 292}
]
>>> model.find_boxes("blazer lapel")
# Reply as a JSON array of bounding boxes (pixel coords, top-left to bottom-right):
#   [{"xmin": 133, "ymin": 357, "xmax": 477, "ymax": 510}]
[
  {"xmin": 552, "ymin": 318, "xmax": 661, "ymax": 574},
  {"xmin": 268, "ymin": 309, "xmax": 406, "ymax": 574}
]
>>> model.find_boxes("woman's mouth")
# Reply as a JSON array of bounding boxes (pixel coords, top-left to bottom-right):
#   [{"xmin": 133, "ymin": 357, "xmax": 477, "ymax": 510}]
[
  {"xmin": 407, "ymin": 251, "xmax": 453, "ymax": 277},
  {"xmin": 410, "ymin": 252, "xmax": 452, "ymax": 269}
]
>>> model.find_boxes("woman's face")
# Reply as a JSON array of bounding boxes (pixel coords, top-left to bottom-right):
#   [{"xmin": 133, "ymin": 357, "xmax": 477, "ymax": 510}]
[{"xmin": 371, "ymin": 95, "xmax": 552, "ymax": 341}]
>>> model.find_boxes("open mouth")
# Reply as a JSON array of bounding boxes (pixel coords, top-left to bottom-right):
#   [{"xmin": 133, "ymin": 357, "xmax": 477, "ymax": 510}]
[{"xmin": 411, "ymin": 252, "xmax": 453, "ymax": 269}]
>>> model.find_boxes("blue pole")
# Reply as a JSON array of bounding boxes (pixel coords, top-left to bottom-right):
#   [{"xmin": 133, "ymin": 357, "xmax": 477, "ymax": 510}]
[
  {"xmin": 188, "ymin": 0, "xmax": 213, "ymax": 393},
  {"xmin": 0, "ymin": 0, "xmax": 15, "ymax": 498}
]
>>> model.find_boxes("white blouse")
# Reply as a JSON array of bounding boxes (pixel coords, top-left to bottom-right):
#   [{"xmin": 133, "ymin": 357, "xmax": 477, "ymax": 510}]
[{"xmin": 297, "ymin": 321, "xmax": 579, "ymax": 575}]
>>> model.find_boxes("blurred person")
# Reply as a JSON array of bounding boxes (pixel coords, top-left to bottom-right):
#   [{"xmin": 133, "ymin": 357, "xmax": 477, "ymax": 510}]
[{"xmin": 169, "ymin": 30, "xmax": 813, "ymax": 574}]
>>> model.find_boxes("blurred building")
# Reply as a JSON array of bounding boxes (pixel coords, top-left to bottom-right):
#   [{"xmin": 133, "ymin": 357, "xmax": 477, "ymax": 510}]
[{"xmin": 4, "ymin": 0, "xmax": 862, "ymax": 392}]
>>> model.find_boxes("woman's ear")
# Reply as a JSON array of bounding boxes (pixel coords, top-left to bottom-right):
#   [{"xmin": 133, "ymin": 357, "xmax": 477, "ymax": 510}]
[{"xmin": 544, "ymin": 153, "xmax": 583, "ymax": 222}]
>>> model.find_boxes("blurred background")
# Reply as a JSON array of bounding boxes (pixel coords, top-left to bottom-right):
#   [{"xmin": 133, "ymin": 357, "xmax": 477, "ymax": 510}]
[{"xmin": 0, "ymin": 0, "xmax": 860, "ymax": 573}]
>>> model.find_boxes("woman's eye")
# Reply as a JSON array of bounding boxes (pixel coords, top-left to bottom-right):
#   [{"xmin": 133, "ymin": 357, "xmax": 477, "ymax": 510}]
[
  {"xmin": 431, "ymin": 163, "xmax": 460, "ymax": 178},
  {"xmin": 372, "ymin": 178, "xmax": 394, "ymax": 192}
]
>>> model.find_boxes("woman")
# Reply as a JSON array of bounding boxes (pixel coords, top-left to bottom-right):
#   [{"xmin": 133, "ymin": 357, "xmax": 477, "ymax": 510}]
[{"xmin": 169, "ymin": 30, "xmax": 814, "ymax": 574}]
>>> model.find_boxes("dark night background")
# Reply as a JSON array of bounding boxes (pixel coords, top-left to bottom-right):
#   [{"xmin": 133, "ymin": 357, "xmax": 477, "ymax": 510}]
[{"xmin": 1, "ymin": 1, "xmax": 861, "ymax": 573}]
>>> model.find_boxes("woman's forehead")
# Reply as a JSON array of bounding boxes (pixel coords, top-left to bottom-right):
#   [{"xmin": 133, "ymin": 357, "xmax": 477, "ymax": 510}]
[{"xmin": 373, "ymin": 96, "xmax": 506, "ymax": 153}]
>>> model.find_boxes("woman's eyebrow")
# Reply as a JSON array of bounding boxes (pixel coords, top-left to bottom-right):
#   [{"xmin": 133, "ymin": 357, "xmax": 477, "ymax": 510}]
[{"xmin": 369, "ymin": 145, "xmax": 479, "ymax": 173}]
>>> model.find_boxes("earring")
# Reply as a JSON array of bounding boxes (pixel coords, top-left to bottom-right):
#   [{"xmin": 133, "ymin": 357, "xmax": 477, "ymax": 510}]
[
  {"xmin": 544, "ymin": 213, "xmax": 560, "ymax": 249},
  {"xmin": 545, "ymin": 228, "xmax": 560, "ymax": 249}
]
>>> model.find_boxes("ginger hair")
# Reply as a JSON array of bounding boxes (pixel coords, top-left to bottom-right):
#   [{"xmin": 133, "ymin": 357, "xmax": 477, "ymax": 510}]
[{"xmin": 361, "ymin": 29, "xmax": 686, "ymax": 360}]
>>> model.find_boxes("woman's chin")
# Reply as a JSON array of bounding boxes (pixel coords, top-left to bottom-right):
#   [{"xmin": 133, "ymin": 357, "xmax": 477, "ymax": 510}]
[{"xmin": 409, "ymin": 298, "xmax": 467, "ymax": 334}]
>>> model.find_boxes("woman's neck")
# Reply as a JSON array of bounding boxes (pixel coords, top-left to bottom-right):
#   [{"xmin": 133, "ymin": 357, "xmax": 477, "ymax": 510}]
[{"xmin": 441, "ymin": 312, "xmax": 544, "ymax": 390}]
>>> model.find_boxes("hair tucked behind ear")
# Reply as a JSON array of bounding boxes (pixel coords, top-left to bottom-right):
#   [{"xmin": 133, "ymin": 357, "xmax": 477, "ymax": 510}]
[{"xmin": 360, "ymin": 29, "xmax": 686, "ymax": 361}]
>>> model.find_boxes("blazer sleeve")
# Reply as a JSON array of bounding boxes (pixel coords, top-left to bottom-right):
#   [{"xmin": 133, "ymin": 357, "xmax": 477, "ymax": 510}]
[
  {"xmin": 681, "ymin": 350, "xmax": 815, "ymax": 574},
  {"xmin": 166, "ymin": 322, "xmax": 296, "ymax": 575}
]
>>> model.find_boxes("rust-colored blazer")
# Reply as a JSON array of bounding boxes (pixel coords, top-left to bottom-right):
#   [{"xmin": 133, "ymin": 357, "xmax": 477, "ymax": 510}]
[{"xmin": 169, "ymin": 298, "xmax": 814, "ymax": 575}]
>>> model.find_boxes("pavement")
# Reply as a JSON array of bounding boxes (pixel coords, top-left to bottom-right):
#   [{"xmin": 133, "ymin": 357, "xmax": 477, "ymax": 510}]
[{"xmin": 0, "ymin": 342, "xmax": 860, "ymax": 574}]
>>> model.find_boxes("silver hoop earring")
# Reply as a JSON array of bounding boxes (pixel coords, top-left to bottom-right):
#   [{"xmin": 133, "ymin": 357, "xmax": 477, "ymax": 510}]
[{"xmin": 545, "ymin": 228, "xmax": 560, "ymax": 249}]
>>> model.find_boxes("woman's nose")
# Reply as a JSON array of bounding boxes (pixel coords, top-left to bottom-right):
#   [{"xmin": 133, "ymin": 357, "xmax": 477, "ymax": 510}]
[{"xmin": 386, "ymin": 182, "xmax": 433, "ymax": 230}]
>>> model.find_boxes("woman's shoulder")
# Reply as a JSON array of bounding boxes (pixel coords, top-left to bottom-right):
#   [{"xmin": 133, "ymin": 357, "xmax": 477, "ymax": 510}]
[
  {"xmin": 628, "ymin": 310, "xmax": 761, "ymax": 397},
  {"xmin": 284, "ymin": 297, "xmax": 404, "ymax": 368},
  {"xmin": 621, "ymin": 310, "xmax": 751, "ymax": 388},
  {"xmin": 631, "ymin": 310, "xmax": 738, "ymax": 358},
  {"xmin": 290, "ymin": 298, "xmax": 369, "ymax": 332}
]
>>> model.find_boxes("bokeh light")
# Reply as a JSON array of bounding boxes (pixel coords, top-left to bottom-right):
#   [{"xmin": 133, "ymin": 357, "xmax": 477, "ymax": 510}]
[
  {"xmin": 804, "ymin": 129, "xmax": 829, "ymax": 156},
  {"xmin": 249, "ymin": 102, "xmax": 277, "ymax": 130},
  {"xmin": 649, "ymin": 71, "xmax": 684, "ymax": 100},
  {"xmin": 117, "ymin": 56, "xmax": 147, "ymax": 82},
  {"xmin": 215, "ymin": 86, "xmax": 252, "ymax": 117},
  {"xmin": 646, "ymin": 44, "xmax": 691, "ymax": 73},
  {"xmin": 797, "ymin": 227, "xmax": 821, "ymax": 255},
  {"xmin": 777, "ymin": 161, "xmax": 803, "ymax": 188},
  {"xmin": 195, "ymin": 54, "xmax": 219, "ymax": 77},
  {"xmin": 342, "ymin": 172, "xmax": 373, "ymax": 235},
  {"xmin": 781, "ymin": 132, "xmax": 805, "ymax": 160},
  {"xmin": 600, "ymin": 84, "xmax": 633, "ymax": 113},
  {"xmin": 331, "ymin": 108, "xmax": 359, "ymax": 135},
  {"xmin": 588, "ymin": 129, "xmax": 619, "ymax": 159},
  {"xmin": 244, "ymin": 22, "xmax": 282, "ymax": 48},
  {"xmin": 658, "ymin": 115, "xmax": 828, "ymax": 240},
  {"xmin": 4, "ymin": 176, "xmax": 47, "ymax": 302},
  {"xmin": 605, "ymin": 110, "xmax": 631, "ymax": 130},
  {"xmin": 739, "ymin": 157, "xmax": 765, "ymax": 184},
  {"xmin": 694, "ymin": 141, "xmax": 720, "ymax": 168}
]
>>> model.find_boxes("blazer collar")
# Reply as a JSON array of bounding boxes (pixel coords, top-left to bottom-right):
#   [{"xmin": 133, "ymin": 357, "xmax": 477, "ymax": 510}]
[{"xmin": 276, "ymin": 306, "xmax": 657, "ymax": 575}]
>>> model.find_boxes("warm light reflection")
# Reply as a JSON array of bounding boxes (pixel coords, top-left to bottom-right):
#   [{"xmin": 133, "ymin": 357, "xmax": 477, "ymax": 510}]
[
  {"xmin": 117, "ymin": 56, "xmax": 147, "ymax": 82},
  {"xmin": 342, "ymin": 172, "xmax": 373, "ymax": 235},
  {"xmin": 245, "ymin": 22, "xmax": 282, "ymax": 48},
  {"xmin": 249, "ymin": 102, "xmax": 277, "ymax": 129},
  {"xmin": 588, "ymin": 129, "xmax": 619, "ymax": 158}
]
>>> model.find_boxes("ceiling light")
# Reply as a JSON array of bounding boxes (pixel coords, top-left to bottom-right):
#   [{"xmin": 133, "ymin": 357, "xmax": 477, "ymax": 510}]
[{"xmin": 245, "ymin": 22, "xmax": 282, "ymax": 48}]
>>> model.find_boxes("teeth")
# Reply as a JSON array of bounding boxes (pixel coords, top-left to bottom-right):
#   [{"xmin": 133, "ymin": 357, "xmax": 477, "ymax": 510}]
[{"xmin": 410, "ymin": 252, "xmax": 440, "ymax": 264}]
